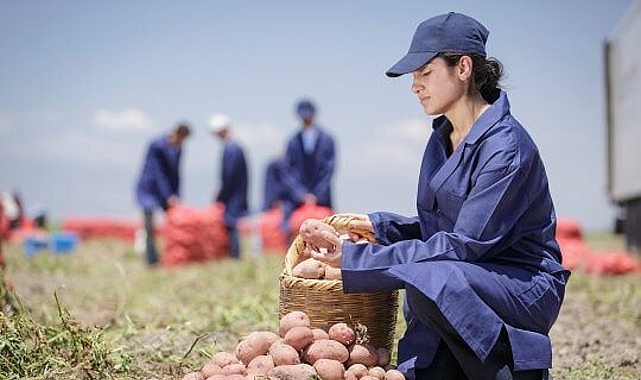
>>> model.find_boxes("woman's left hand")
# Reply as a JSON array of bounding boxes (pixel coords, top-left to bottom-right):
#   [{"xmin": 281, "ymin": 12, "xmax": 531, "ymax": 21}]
[{"xmin": 310, "ymin": 230, "xmax": 344, "ymax": 268}]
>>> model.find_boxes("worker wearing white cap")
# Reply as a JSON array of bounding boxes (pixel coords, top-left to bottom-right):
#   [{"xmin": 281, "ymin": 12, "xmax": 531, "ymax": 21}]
[{"xmin": 209, "ymin": 114, "xmax": 249, "ymax": 259}]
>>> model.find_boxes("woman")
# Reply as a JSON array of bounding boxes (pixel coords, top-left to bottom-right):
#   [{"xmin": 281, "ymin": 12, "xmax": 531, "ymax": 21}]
[{"xmin": 307, "ymin": 12, "xmax": 569, "ymax": 380}]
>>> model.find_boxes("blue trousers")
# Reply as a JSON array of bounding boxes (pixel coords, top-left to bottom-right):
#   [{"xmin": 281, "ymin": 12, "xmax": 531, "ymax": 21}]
[
  {"xmin": 406, "ymin": 286, "xmax": 549, "ymax": 380},
  {"xmin": 143, "ymin": 210, "xmax": 158, "ymax": 266}
]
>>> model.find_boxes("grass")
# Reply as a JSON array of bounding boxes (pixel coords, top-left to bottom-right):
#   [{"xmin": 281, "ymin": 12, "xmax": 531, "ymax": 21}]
[{"xmin": 1, "ymin": 233, "xmax": 639, "ymax": 379}]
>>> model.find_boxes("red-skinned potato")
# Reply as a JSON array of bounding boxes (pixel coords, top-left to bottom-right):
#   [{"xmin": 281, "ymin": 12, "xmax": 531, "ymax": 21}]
[
  {"xmin": 385, "ymin": 369, "xmax": 406, "ymax": 380},
  {"xmin": 361, "ymin": 376, "xmax": 381, "ymax": 380},
  {"xmin": 279, "ymin": 310, "xmax": 311, "ymax": 336},
  {"xmin": 200, "ymin": 362, "xmax": 222, "ymax": 378},
  {"xmin": 324, "ymin": 265, "xmax": 342, "ymax": 279},
  {"xmin": 221, "ymin": 363, "xmax": 247, "ymax": 376},
  {"xmin": 368, "ymin": 366, "xmax": 386, "ymax": 380},
  {"xmin": 346, "ymin": 343, "xmax": 379, "ymax": 367},
  {"xmin": 292, "ymin": 257, "xmax": 326, "ymax": 279},
  {"xmin": 268, "ymin": 363, "xmax": 317, "ymax": 379},
  {"xmin": 268, "ymin": 341, "xmax": 301, "ymax": 366},
  {"xmin": 211, "ymin": 351, "xmax": 240, "ymax": 368},
  {"xmin": 235, "ymin": 331, "xmax": 279, "ymax": 365},
  {"xmin": 328, "ymin": 322, "xmax": 356, "ymax": 346},
  {"xmin": 344, "ymin": 371, "xmax": 358, "ymax": 380},
  {"xmin": 313, "ymin": 358, "xmax": 345, "ymax": 380},
  {"xmin": 311, "ymin": 327, "xmax": 329, "ymax": 341},
  {"xmin": 246, "ymin": 354, "xmax": 274, "ymax": 376},
  {"xmin": 303, "ymin": 339, "xmax": 350, "ymax": 364},
  {"xmin": 299, "ymin": 218, "xmax": 338, "ymax": 250},
  {"xmin": 181, "ymin": 372, "xmax": 204, "ymax": 380},
  {"xmin": 346, "ymin": 363, "xmax": 369, "ymax": 378},
  {"xmin": 284, "ymin": 326, "xmax": 315, "ymax": 351},
  {"xmin": 225, "ymin": 375, "xmax": 245, "ymax": 380}
]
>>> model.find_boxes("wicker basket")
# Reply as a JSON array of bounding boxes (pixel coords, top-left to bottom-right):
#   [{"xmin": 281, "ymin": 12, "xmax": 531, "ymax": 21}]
[{"xmin": 278, "ymin": 214, "xmax": 399, "ymax": 352}]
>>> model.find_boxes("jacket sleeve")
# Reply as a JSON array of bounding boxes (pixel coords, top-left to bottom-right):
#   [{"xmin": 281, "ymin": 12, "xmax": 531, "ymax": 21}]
[
  {"xmin": 151, "ymin": 143, "xmax": 176, "ymax": 203},
  {"xmin": 343, "ymin": 161, "xmax": 532, "ymax": 271},
  {"xmin": 311, "ymin": 134, "xmax": 335, "ymax": 198},
  {"xmin": 280, "ymin": 139, "xmax": 308, "ymax": 204},
  {"xmin": 369, "ymin": 212, "xmax": 422, "ymax": 245},
  {"xmin": 216, "ymin": 146, "xmax": 246, "ymax": 202}
]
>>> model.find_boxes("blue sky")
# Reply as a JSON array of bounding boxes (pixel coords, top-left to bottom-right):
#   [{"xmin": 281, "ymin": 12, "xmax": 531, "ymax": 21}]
[{"xmin": 0, "ymin": 0, "xmax": 634, "ymax": 232}]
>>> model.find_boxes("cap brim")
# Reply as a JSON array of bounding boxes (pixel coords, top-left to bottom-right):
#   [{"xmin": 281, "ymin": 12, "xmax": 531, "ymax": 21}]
[{"xmin": 385, "ymin": 51, "xmax": 439, "ymax": 77}]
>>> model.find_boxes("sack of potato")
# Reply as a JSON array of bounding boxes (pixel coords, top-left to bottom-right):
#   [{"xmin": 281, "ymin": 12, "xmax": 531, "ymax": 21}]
[
  {"xmin": 180, "ymin": 310, "xmax": 406, "ymax": 380},
  {"xmin": 278, "ymin": 214, "xmax": 399, "ymax": 355}
]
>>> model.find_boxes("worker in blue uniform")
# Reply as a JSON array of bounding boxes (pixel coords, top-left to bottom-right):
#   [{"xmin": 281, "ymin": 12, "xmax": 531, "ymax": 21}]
[
  {"xmin": 136, "ymin": 123, "xmax": 191, "ymax": 266},
  {"xmin": 307, "ymin": 12, "xmax": 569, "ymax": 380},
  {"xmin": 262, "ymin": 156, "xmax": 286, "ymax": 212},
  {"xmin": 280, "ymin": 98, "xmax": 336, "ymax": 237},
  {"xmin": 210, "ymin": 114, "xmax": 249, "ymax": 260}
]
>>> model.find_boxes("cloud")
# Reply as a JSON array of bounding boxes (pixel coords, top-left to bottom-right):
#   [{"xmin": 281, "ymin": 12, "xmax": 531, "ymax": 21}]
[{"xmin": 93, "ymin": 108, "xmax": 155, "ymax": 132}]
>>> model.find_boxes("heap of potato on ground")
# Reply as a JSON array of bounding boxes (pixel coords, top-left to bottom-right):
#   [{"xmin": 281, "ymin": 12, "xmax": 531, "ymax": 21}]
[{"xmin": 181, "ymin": 310, "xmax": 405, "ymax": 380}]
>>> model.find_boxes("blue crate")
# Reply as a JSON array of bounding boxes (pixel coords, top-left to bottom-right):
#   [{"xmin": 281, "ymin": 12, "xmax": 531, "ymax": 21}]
[
  {"xmin": 23, "ymin": 235, "xmax": 49, "ymax": 256},
  {"xmin": 49, "ymin": 231, "xmax": 78, "ymax": 254}
]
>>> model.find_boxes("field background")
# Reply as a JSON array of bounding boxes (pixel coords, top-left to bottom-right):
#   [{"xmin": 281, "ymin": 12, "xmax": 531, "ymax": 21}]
[{"xmin": 1, "ymin": 233, "xmax": 640, "ymax": 380}]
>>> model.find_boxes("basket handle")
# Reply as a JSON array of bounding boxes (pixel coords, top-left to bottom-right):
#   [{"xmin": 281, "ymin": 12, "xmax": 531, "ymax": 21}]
[{"xmin": 283, "ymin": 214, "xmax": 376, "ymax": 274}]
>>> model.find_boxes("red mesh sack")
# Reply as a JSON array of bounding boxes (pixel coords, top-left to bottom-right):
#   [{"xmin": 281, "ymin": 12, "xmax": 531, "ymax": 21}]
[
  {"xmin": 288, "ymin": 203, "xmax": 333, "ymax": 235},
  {"xmin": 259, "ymin": 207, "xmax": 287, "ymax": 254}
]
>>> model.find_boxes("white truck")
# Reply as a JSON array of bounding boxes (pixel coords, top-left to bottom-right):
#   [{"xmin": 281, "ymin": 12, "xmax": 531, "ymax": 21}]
[{"xmin": 604, "ymin": 0, "xmax": 641, "ymax": 252}]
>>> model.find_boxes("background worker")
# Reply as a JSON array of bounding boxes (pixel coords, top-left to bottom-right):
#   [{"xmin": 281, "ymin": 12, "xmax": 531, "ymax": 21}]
[
  {"xmin": 135, "ymin": 123, "xmax": 191, "ymax": 266},
  {"xmin": 308, "ymin": 12, "xmax": 568, "ymax": 380},
  {"xmin": 280, "ymin": 98, "xmax": 336, "ymax": 238},
  {"xmin": 262, "ymin": 156, "xmax": 286, "ymax": 212},
  {"xmin": 209, "ymin": 114, "xmax": 249, "ymax": 260}
]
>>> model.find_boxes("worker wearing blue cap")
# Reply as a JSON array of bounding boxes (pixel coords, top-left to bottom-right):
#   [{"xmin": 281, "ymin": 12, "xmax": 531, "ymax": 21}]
[
  {"xmin": 280, "ymin": 98, "xmax": 336, "ymax": 236},
  {"xmin": 307, "ymin": 12, "xmax": 568, "ymax": 380}
]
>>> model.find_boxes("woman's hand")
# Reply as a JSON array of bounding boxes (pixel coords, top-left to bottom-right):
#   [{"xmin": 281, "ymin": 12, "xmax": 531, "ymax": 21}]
[
  {"xmin": 310, "ymin": 230, "xmax": 344, "ymax": 268},
  {"xmin": 337, "ymin": 213, "xmax": 374, "ymax": 242}
]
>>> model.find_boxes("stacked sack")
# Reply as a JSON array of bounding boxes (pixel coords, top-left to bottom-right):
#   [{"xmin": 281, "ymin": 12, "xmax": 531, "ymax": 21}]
[
  {"xmin": 557, "ymin": 218, "xmax": 641, "ymax": 275},
  {"xmin": 61, "ymin": 217, "xmax": 139, "ymax": 242},
  {"xmin": 161, "ymin": 203, "xmax": 229, "ymax": 268}
]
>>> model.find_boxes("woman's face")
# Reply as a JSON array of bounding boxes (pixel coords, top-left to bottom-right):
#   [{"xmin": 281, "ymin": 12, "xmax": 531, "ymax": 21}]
[{"xmin": 411, "ymin": 57, "xmax": 466, "ymax": 116}]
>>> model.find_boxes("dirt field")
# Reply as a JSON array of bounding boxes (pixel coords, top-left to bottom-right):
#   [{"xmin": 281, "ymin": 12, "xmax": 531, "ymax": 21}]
[{"xmin": 1, "ymin": 233, "xmax": 640, "ymax": 379}]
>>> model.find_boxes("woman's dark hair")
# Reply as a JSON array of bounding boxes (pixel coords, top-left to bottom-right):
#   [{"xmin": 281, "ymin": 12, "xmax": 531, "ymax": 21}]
[{"xmin": 439, "ymin": 53, "xmax": 503, "ymax": 103}]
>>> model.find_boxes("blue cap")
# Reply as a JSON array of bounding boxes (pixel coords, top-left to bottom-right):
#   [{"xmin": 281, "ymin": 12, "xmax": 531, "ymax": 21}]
[
  {"xmin": 295, "ymin": 99, "xmax": 316, "ymax": 119},
  {"xmin": 386, "ymin": 12, "xmax": 489, "ymax": 77}
]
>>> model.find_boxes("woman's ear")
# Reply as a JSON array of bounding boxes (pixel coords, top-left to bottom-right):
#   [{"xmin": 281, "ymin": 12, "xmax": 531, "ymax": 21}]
[{"xmin": 457, "ymin": 55, "xmax": 473, "ymax": 82}]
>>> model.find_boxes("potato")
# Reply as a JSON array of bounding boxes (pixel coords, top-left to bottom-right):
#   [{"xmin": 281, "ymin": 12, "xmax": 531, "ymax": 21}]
[
  {"xmin": 368, "ymin": 366, "xmax": 386, "ymax": 380},
  {"xmin": 225, "ymin": 375, "xmax": 245, "ymax": 380},
  {"xmin": 385, "ymin": 369, "xmax": 406, "ymax": 380},
  {"xmin": 344, "ymin": 371, "xmax": 358, "ymax": 380},
  {"xmin": 313, "ymin": 358, "xmax": 345, "ymax": 380},
  {"xmin": 204, "ymin": 375, "xmax": 226, "ymax": 380},
  {"xmin": 279, "ymin": 310, "xmax": 311, "ymax": 336},
  {"xmin": 246, "ymin": 354, "xmax": 274, "ymax": 376},
  {"xmin": 303, "ymin": 339, "xmax": 350, "ymax": 364},
  {"xmin": 284, "ymin": 326, "xmax": 315, "ymax": 351},
  {"xmin": 292, "ymin": 257, "xmax": 326, "ymax": 279},
  {"xmin": 324, "ymin": 265, "xmax": 342, "ymax": 279},
  {"xmin": 328, "ymin": 322, "xmax": 356, "ymax": 347},
  {"xmin": 200, "ymin": 362, "xmax": 222, "ymax": 378},
  {"xmin": 346, "ymin": 363, "xmax": 368, "ymax": 378},
  {"xmin": 346, "ymin": 343, "xmax": 379, "ymax": 367},
  {"xmin": 181, "ymin": 372, "xmax": 204, "ymax": 380},
  {"xmin": 235, "ymin": 331, "xmax": 279, "ymax": 365},
  {"xmin": 311, "ymin": 327, "xmax": 329, "ymax": 341},
  {"xmin": 361, "ymin": 376, "xmax": 381, "ymax": 380},
  {"xmin": 269, "ymin": 341, "xmax": 301, "ymax": 366},
  {"xmin": 268, "ymin": 364, "xmax": 317, "ymax": 380},
  {"xmin": 299, "ymin": 218, "xmax": 338, "ymax": 250},
  {"xmin": 221, "ymin": 363, "xmax": 247, "ymax": 376},
  {"xmin": 211, "ymin": 351, "xmax": 240, "ymax": 368},
  {"xmin": 376, "ymin": 347, "xmax": 390, "ymax": 367}
]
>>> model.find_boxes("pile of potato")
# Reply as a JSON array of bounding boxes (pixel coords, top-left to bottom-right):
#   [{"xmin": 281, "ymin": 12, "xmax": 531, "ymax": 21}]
[{"xmin": 181, "ymin": 310, "xmax": 405, "ymax": 380}]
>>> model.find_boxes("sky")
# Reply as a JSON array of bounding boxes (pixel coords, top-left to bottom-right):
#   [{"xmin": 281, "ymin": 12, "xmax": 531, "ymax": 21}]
[{"xmin": 0, "ymin": 0, "xmax": 635, "ymax": 232}]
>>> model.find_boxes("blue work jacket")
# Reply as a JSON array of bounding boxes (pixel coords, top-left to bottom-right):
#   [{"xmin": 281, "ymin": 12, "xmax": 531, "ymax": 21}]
[
  {"xmin": 215, "ymin": 140, "xmax": 249, "ymax": 227},
  {"xmin": 341, "ymin": 91, "xmax": 570, "ymax": 378},
  {"xmin": 136, "ymin": 135, "xmax": 182, "ymax": 211},
  {"xmin": 262, "ymin": 157, "xmax": 286, "ymax": 211},
  {"xmin": 281, "ymin": 126, "xmax": 336, "ymax": 209}
]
